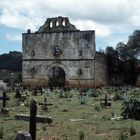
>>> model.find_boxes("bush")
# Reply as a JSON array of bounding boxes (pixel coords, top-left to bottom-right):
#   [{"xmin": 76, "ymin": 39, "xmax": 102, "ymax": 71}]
[
  {"xmin": 79, "ymin": 131, "xmax": 84, "ymax": 140},
  {"xmin": 121, "ymin": 95, "xmax": 140, "ymax": 120},
  {"xmin": 119, "ymin": 128, "xmax": 129, "ymax": 140},
  {"xmin": 94, "ymin": 104, "xmax": 102, "ymax": 112},
  {"xmin": 114, "ymin": 93, "xmax": 123, "ymax": 101},
  {"xmin": 87, "ymin": 89, "xmax": 99, "ymax": 97},
  {"xmin": 80, "ymin": 98, "xmax": 86, "ymax": 105},
  {"xmin": 129, "ymin": 126, "xmax": 136, "ymax": 136}
]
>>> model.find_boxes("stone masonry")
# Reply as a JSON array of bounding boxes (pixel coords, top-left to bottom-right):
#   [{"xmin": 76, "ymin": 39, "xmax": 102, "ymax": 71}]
[{"xmin": 22, "ymin": 16, "xmax": 108, "ymax": 88}]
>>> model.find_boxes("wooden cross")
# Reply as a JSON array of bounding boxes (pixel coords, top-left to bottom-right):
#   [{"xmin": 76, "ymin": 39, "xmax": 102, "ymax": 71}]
[
  {"xmin": 100, "ymin": 94, "xmax": 112, "ymax": 107},
  {"xmin": 0, "ymin": 92, "xmax": 9, "ymax": 108},
  {"xmin": 30, "ymin": 100, "xmax": 37, "ymax": 140},
  {"xmin": 39, "ymin": 97, "xmax": 53, "ymax": 111},
  {"xmin": 15, "ymin": 100, "xmax": 53, "ymax": 140}
]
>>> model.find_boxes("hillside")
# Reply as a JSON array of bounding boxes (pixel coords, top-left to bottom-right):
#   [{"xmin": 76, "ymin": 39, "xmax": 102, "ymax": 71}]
[{"xmin": 0, "ymin": 51, "xmax": 22, "ymax": 72}]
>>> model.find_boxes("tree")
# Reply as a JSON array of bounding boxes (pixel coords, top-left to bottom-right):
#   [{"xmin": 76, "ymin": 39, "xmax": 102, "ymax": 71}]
[
  {"xmin": 105, "ymin": 46, "xmax": 119, "ymax": 84},
  {"xmin": 116, "ymin": 42, "xmax": 137, "ymax": 85},
  {"xmin": 127, "ymin": 30, "xmax": 140, "ymax": 57},
  {"xmin": 116, "ymin": 42, "xmax": 131, "ymax": 61}
]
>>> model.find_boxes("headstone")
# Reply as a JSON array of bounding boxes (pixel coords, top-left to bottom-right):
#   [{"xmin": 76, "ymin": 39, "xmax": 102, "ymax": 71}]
[
  {"xmin": 0, "ymin": 80, "xmax": 7, "ymax": 90},
  {"xmin": 0, "ymin": 92, "xmax": 9, "ymax": 108},
  {"xmin": 0, "ymin": 91, "xmax": 9, "ymax": 115},
  {"xmin": 15, "ymin": 131, "xmax": 32, "ymax": 140}
]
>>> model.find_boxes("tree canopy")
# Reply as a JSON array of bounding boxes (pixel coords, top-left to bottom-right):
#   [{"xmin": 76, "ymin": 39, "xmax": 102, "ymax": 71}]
[{"xmin": 105, "ymin": 30, "xmax": 140, "ymax": 85}]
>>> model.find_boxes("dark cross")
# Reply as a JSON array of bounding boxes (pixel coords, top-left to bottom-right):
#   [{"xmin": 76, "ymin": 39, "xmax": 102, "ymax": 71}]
[
  {"xmin": 29, "ymin": 100, "xmax": 37, "ymax": 140},
  {"xmin": 0, "ymin": 92, "xmax": 9, "ymax": 108},
  {"xmin": 39, "ymin": 97, "xmax": 53, "ymax": 111},
  {"xmin": 15, "ymin": 100, "xmax": 53, "ymax": 140},
  {"xmin": 100, "ymin": 94, "xmax": 112, "ymax": 107}
]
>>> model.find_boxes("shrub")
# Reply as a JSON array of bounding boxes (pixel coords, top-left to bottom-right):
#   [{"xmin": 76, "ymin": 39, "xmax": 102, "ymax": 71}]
[
  {"xmin": 88, "ymin": 90, "xmax": 99, "ymax": 97},
  {"xmin": 80, "ymin": 98, "xmax": 86, "ymax": 105},
  {"xmin": 94, "ymin": 104, "xmax": 102, "ymax": 112},
  {"xmin": 79, "ymin": 131, "xmax": 84, "ymax": 140},
  {"xmin": 121, "ymin": 95, "xmax": 140, "ymax": 120},
  {"xmin": 119, "ymin": 128, "xmax": 129, "ymax": 140},
  {"xmin": 114, "ymin": 93, "xmax": 123, "ymax": 101},
  {"xmin": 129, "ymin": 126, "xmax": 136, "ymax": 136}
]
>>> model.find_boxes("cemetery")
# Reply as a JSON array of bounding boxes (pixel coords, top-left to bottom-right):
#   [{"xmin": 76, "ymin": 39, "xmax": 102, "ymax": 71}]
[
  {"xmin": 0, "ymin": 16, "xmax": 140, "ymax": 140},
  {"xmin": 0, "ymin": 85, "xmax": 140, "ymax": 140}
]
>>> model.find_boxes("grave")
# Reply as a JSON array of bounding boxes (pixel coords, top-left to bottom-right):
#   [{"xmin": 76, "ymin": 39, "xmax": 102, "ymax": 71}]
[
  {"xmin": 0, "ymin": 80, "xmax": 7, "ymax": 90},
  {"xmin": 39, "ymin": 97, "xmax": 53, "ymax": 111},
  {"xmin": 15, "ymin": 100, "xmax": 53, "ymax": 140},
  {"xmin": 0, "ymin": 91, "xmax": 9, "ymax": 115},
  {"xmin": 100, "ymin": 94, "xmax": 112, "ymax": 107},
  {"xmin": 15, "ymin": 88, "xmax": 21, "ymax": 99}
]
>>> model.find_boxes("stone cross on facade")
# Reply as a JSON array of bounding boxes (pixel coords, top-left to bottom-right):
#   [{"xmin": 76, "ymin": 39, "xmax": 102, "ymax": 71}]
[{"xmin": 0, "ymin": 92, "xmax": 9, "ymax": 108}]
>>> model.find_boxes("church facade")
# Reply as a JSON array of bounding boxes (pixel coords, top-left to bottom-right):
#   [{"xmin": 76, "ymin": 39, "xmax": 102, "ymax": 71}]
[{"xmin": 22, "ymin": 17, "xmax": 108, "ymax": 88}]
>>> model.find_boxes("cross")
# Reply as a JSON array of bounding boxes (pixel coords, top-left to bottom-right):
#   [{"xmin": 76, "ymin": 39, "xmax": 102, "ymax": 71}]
[
  {"xmin": 15, "ymin": 100, "xmax": 53, "ymax": 140},
  {"xmin": 39, "ymin": 97, "xmax": 53, "ymax": 111},
  {"xmin": 100, "ymin": 94, "xmax": 112, "ymax": 107},
  {"xmin": 0, "ymin": 92, "xmax": 9, "ymax": 108}
]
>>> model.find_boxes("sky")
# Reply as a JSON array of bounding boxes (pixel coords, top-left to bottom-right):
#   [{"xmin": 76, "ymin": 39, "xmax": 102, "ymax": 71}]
[{"xmin": 0, "ymin": 0, "xmax": 140, "ymax": 54}]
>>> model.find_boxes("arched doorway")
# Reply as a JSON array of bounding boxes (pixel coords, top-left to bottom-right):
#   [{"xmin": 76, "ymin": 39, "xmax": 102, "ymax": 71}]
[{"xmin": 48, "ymin": 66, "xmax": 66, "ymax": 87}]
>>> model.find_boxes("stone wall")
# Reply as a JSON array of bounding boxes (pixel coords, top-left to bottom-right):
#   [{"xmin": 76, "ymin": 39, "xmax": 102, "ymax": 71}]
[{"xmin": 94, "ymin": 53, "xmax": 108, "ymax": 87}]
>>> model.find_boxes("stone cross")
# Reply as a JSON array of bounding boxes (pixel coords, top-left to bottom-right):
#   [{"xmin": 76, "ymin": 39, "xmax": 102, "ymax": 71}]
[{"xmin": 0, "ymin": 92, "xmax": 9, "ymax": 108}]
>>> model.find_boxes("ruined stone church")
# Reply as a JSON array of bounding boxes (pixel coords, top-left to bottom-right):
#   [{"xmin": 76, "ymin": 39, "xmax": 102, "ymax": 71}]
[{"xmin": 22, "ymin": 17, "xmax": 108, "ymax": 88}]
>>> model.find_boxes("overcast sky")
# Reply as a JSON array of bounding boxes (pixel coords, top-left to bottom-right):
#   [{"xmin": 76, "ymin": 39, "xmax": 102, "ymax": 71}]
[{"xmin": 0, "ymin": 0, "xmax": 140, "ymax": 54}]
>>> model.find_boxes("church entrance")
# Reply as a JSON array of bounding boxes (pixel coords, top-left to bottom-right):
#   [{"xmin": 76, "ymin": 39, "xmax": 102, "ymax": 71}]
[{"xmin": 48, "ymin": 66, "xmax": 66, "ymax": 87}]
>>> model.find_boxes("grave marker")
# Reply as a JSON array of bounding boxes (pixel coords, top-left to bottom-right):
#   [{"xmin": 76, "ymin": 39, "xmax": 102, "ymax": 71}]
[
  {"xmin": 15, "ymin": 100, "xmax": 53, "ymax": 140},
  {"xmin": 0, "ymin": 92, "xmax": 9, "ymax": 108},
  {"xmin": 29, "ymin": 100, "xmax": 37, "ymax": 140},
  {"xmin": 100, "ymin": 94, "xmax": 112, "ymax": 107},
  {"xmin": 0, "ymin": 91, "xmax": 10, "ymax": 115},
  {"xmin": 39, "ymin": 97, "xmax": 53, "ymax": 111}
]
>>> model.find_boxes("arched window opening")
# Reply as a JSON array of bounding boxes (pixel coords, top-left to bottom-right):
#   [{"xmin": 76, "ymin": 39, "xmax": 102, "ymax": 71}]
[
  {"xmin": 50, "ymin": 21, "xmax": 53, "ymax": 28},
  {"xmin": 62, "ymin": 20, "xmax": 66, "ymax": 26}
]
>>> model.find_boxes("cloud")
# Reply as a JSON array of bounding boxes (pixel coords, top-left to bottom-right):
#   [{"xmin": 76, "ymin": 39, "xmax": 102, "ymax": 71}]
[
  {"xmin": 73, "ymin": 20, "xmax": 111, "ymax": 37},
  {"xmin": 0, "ymin": 0, "xmax": 140, "ymax": 49},
  {"xmin": 1, "ymin": 0, "xmax": 140, "ymax": 30},
  {"xmin": 6, "ymin": 34, "xmax": 21, "ymax": 41}
]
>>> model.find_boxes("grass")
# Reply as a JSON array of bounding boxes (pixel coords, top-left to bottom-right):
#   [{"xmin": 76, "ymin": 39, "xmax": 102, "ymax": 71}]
[{"xmin": 0, "ymin": 87, "xmax": 140, "ymax": 140}]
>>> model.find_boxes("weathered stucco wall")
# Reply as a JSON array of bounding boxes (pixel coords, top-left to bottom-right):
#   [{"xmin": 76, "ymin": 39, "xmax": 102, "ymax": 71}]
[
  {"xmin": 22, "ymin": 30, "xmax": 96, "ymax": 87},
  {"xmin": 22, "ymin": 17, "xmax": 107, "ymax": 88}
]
